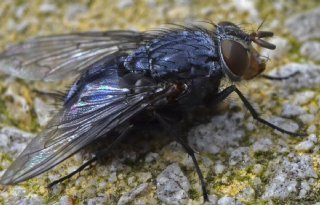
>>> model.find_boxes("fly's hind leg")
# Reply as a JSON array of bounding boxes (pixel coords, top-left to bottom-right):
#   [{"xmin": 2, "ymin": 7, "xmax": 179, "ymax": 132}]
[
  {"xmin": 154, "ymin": 112, "xmax": 209, "ymax": 202},
  {"xmin": 48, "ymin": 156, "xmax": 97, "ymax": 188},
  {"xmin": 48, "ymin": 125, "xmax": 133, "ymax": 188}
]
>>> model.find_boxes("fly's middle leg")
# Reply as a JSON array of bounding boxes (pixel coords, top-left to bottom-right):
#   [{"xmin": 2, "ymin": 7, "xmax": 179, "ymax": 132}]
[{"xmin": 154, "ymin": 112, "xmax": 209, "ymax": 202}]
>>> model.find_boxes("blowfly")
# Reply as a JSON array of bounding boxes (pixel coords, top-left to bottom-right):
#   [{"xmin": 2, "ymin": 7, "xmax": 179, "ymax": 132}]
[{"xmin": 0, "ymin": 21, "xmax": 304, "ymax": 202}]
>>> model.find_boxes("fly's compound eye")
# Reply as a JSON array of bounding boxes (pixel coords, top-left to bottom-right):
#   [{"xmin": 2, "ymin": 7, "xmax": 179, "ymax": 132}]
[{"xmin": 221, "ymin": 40, "xmax": 249, "ymax": 77}]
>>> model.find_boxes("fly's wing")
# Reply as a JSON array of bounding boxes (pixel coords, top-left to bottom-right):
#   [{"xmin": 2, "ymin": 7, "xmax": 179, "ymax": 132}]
[
  {"xmin": 0, "ymin": 63, "xmax": 174, "ymax": 184},
  {"xmin": 0, "ymin": 31, "xmax": 145, "ymax": 81}
]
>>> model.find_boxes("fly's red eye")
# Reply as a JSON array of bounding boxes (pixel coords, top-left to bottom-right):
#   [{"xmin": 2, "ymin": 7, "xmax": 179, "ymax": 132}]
[{"xmin": 221, "ymin": 40, "xmax": 249, "ymax": 77}]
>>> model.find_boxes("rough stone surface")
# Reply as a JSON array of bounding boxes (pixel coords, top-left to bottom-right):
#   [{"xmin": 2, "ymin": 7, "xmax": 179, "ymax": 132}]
[
  {"xmin": 144, "ymin": 152, "xmax": 160, "ymax": 163},
  {"xmin": 65, "ymin": 4, "xmax": 88, "ymax": 21},
  {"xmin": 117, "ymin": 0, "xmax": 135, "ymax": 9},
  {"xmin": 263, "ymin": 155, "xmax": 317, "ymax": 200},
  {"xmin": 300, "ymin": 41, "xmax": 320, "ymax": 62},
  {"xmin": 0, "ymin": 127, "xmax": 34, "ymax": 157},
  {"xmin": 217, "ymin": 196, "xmax": 243, "ymax": 205},
  {"xmin": 267, "ymin": 116, "xmax": 299, "ymax": 134},
  {"xmin": 117, "ymin": 183, "xmax": 148, "ymax": 205},
  {"xmin": 39, "ymin": 3, "xmax": 57, "ymax": 14},
  {"xmin": 34, "ymin": 97, "xmax": 55, "ymax": 127},
  {"xmin": 214, "ymin": 163, "xmax": 226, "ymax": 175},
  {"xmin": 261, "ymin": 37, "xmax": 291, "ymax": 61},
  {"xmin": 281, "ymin": 104, "xmax": 305, "ymax": 117},
  {"xmin": 268, "ymin": 63, "xmax": 320, "ymax": 91},
  {"xmin": 188, "ymin": 112, "xmax": 246, "ymax": 155},
  {"xmin": 229, "ymin": 147, "xmax": 251, "ymax": 167},
  {"xmin": 86, "ymin": 197, "xmax": 109, "ymax": 205},
  {"xmin": 286, "ymin": 7, "xmax": 320, "ymax": 42},
  {"xmin": 156, "ymin": 163, "xmax": 190, "ymax": 205},
  {"xmin": 252, "ymin": 138, "xmax": 273, "ymax": 153},
  {"xmin": 60, "ymin": 195, "xmax": 73, "ymax": 205},
  {"xmin": 237, "ymin": 187, "xmax": 255, "ymax": 202},
  {"xmin": 295, "ymin": 134, "xmax": 317, "ymax": 152},
  {"xmin": 293, "ymin": 91, "xmax": 315, "ymax": 105},
  {"xmin": 0, "ymin": 1, "xmax": 320, "ymax": 204}
]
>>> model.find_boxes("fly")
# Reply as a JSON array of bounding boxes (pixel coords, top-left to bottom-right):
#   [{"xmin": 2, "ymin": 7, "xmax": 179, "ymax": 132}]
[{"xmin": 0, "ymin": 21, "xmax": 305, "ymax": 202}]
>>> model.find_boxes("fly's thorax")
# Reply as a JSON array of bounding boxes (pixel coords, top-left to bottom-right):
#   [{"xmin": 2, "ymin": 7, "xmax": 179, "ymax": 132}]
[
  {"xmin": 123, "ymin": 29, "xmax": 220, "ymax": 79},
  {"xmin": 216, "ymin": 22, "xmax": 276, "ymax": 82}
]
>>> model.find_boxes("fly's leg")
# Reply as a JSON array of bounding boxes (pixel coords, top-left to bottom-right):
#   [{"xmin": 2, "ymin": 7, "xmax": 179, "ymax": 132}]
[
  {"xmin": 176, "ymin": 136, "xmax": 209, "ymax": 202},
  {"xmin": 154, "ymin": 112, "xmax": 209, "ymax": 202},
  {"xmin": 261, "ymin": 71, "xmax": 299, "ymax": 80},
  {"xmin": 212, "ymin": 85, "xmax": 306, "ymax": 136},
  {"xmin": 48, "ymin": 125, "xmax": 133, "ymax": 188},
  {"xmin": 48, "ymin": 156, "xmax": 97, "ymax": 188}
]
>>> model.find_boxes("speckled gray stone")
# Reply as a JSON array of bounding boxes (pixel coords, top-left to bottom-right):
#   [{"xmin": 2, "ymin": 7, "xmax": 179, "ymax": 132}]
[
  {"xmin": 15, "ymin": 5, "xmax": 27, "ymax": 19},
  {"xmin": 16, "ymin": 21, "xmax": 30, "ymax": 33},
  {"xmin": 188, "ymin": 112, "xmax": 246, "ymax": 155},
  {"xmin": 261, "ymin": 37, "xmax": 291, "ymax": 61},
  {"xmin": 276, "ymin": 139, "xmax": 289, "ymax": 153},
  {"xmin": 174, "ymin": 0, "xmax": 193, "ymax": 5},
  {"xmin": 206, "ymin": 194, "xmax": 218, "ymax": 204},
  {"xmin": 86, "ymin": 197, "xmax": 110, "ymax": 205},
  {"xmin": 229, "ymin": 147, "xmax": 251, "ymax": 167},
  {"xmin": 263, "ymin": 155, "xmax": 317, "ymax": 200},
  {"xmin": 252, "ymin": 138, "xmax": 273, "ymax": 153},
  {"xmin": 0, "ymin": 127, "xmax": 34, "ymax": 157},
  {"xmin": 300, "ymin": 41, "xmax": 320, "ymax": 62},
  {"xmin": 144, "ymin": 152, "xmax": 159, "ymax": 163},
  {"xmin": 4, "ymin": 83, "xmax": 30, "ymax": 117},
  {"xmin": 214, "ymin": 163, "xmax": 226, "ymax": 175},
  {"xmin": 298, "ymin": 113, "xmax": 315, "ymax": 124},
  {"xmin": 117, "ymin": 183, "xmax": 148, "ymax": 205},
  {"xmin": 217, "ymin": 196, "xmax": 243, "ymax": 205},
  {"xmin": 231, "ymin": 0, "xmax": 258, "ymax": 20},
  {"xmin": 65, "ymin": 4, "xmax": 88, "ymax": 21},
  {"xmin": 59, "ymin": 195, "xmax": 73, "ymax": 205},
  {"xmin": 267, "ymin": 116, "xmax": 299, "ymax": 134},
  {"xmin": 237, "ymin": 187, "xmax": 255, "ymax": 202},
  {"xmin": 295, "ymin": 140, "xmax": 314, "ymax": 152},
  {"xmin": 19, "ymin": 196, "xmax": 44, "ymax": 205},
  {"xmin": 286, "ymin": 7, "xmax": 320, "ymax": 42},
  {"xmin": 268, "ymin": 63, "xmax": 320, "ymax": 91},
  {"xmin": 281, "ymin": 103, "xmax": 305, "ymax": 117},
  {"xmin": 156, "ymin": 163, "xmax": 190, "ymax": 205},
  {"xmin": 117, "ymin": 0, "xmax": 135, "ymax": 9},
  {"xmin": 295, "ymin": 135, "xmax": 317, "ymax": 152},
  {"xmin": 252, "ymin": 164, "xmax": 263, "ymax": 175},
  {"xmin": 34, "ymin": 97, "xmax": 55, "ymax": 127},
  {"xmin": 39, "ymin": 3, "xmax": 57, "ymax": 14},
  {"xmin": 293, "ymin": 91, "xmax": 315, "ymax": 105}
]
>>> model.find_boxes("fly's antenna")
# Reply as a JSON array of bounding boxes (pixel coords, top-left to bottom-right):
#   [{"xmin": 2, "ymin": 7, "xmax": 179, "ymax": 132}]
[
  {"xmin": 257, "ymin": 17, "xmax": 266, "ymax": 31},
  {"xmin": 250, "ymin": 17, "xmax": 276, "ymax": 50}
]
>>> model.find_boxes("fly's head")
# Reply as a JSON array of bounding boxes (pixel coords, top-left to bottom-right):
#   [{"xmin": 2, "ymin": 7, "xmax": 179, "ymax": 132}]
[{"xmin": 216, "ymin": 21, "xmax": 276, "ymax": 81}]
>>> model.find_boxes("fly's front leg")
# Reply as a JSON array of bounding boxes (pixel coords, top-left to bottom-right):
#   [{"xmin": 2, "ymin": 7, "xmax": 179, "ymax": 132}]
[
  {"xmin": 261, "ymin": 71, "xmax": 300, "ymax": 80},
  {"xmin": 211, "ymin": 85, "xmax": 306, "ymax": 136}
]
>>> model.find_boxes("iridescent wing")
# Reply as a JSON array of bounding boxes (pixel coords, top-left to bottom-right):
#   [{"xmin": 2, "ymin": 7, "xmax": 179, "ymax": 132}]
[
  {"xmin": 0, "ymin": 61, "xmax": 174, "ymax": 184},
  {"xmin": 0, "ymin": 31, "xmax": 145, "ymax": 81}
]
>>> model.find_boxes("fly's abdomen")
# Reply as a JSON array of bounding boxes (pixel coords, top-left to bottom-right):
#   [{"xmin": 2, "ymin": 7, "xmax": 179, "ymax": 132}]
[{"xmin": 124, "ymin": 30, "xmax": 220, "ymax": 78}]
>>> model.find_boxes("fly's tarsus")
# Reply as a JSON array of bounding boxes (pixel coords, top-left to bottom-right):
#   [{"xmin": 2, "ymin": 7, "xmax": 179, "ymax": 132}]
[{"xmin": 261, "ymin": 71, "xmax": 300, "ymax": 80}]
